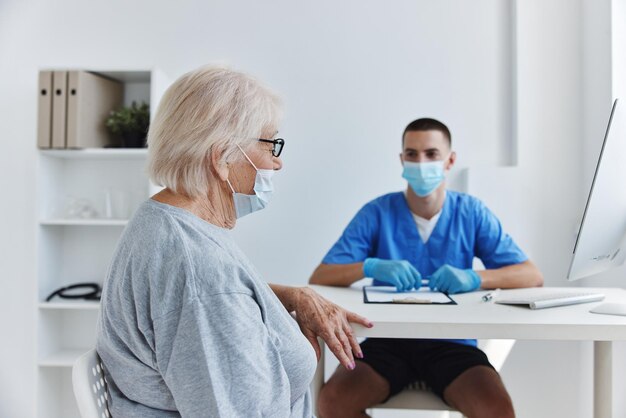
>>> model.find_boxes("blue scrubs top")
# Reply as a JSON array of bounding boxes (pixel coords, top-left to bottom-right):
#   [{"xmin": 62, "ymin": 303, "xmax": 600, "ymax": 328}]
[{"xmin": 322, "ymin": 191, "xmax": 527, "ymax": 347}]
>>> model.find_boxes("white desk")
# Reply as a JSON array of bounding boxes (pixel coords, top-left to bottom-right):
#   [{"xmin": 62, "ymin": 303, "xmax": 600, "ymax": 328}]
[{"xmin": 310, "ymin": 284, "xmax": 626, "ymax": 418}]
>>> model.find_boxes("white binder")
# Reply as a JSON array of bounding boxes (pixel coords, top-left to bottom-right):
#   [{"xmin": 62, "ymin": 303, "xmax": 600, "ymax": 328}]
[
  {"xmin": 66, "ymin": 71, "xmax": 123, "ymax": 148},
  {"xmin": 37, "ymin": 70, "xmax": 53, "ymax": 148},
  {"xmin": 51, "ymin": 70, "xmax": 68, "ymax": 148}
]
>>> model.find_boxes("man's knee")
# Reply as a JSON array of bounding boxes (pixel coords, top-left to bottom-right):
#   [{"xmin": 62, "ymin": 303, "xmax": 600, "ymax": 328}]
[
  {"xmin": 447, "ymin": 389, "xmax": 515, "ymax": 418},
  {"xmin": 317, "ymin": 383, "xmax": 338, "ymax": 417},
  {"xmin": 317, "ymin": 381, "xmax": 353, "ymax": 418},
  {"xmin": 480, "ymin": 394, "xmax": 515, "ymax": 418},
  {"xmin": 443, "ymin": 366, "xmax": 515, "ymax": 418},
  {"xmin": 317, "ymin": 362, "xmax": 389, "ymax": 418}
]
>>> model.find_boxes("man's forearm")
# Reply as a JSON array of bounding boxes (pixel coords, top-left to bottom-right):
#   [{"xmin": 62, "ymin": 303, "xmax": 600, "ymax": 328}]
[
  {"xmin": 477, "ymin": 260, "xmax": 544, "ymax": 289},
  {"xmin": 308, "ymin": 263, "xmax": 365, "ymax": 286}
]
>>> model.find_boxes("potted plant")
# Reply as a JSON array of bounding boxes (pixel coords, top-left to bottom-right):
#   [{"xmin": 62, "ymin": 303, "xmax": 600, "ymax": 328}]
[{"xmin": 105, "ymin": 101, "xmax": 150, "ymax": 148}]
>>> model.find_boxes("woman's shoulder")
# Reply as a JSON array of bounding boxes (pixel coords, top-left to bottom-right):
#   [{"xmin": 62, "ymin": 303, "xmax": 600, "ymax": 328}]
[
  {"xmin": 142, "ymin": 201, "xmax": 259, "ymax": 294},
  {"xmin": 119, "ymin": 200, "xmax": 253, "ymax": 297},
  {"xmin": 185, "ymin": 241, "xmax": 259, "ymax": 299},
  {"xmin": 127, "ymin": 200, "xmax": 231, "ymax": 249}
]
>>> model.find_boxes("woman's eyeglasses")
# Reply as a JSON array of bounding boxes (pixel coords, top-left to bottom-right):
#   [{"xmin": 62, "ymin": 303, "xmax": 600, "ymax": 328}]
[{"xmin": 258, "ymin": 138, "xmax": 285, "ymax": 157}]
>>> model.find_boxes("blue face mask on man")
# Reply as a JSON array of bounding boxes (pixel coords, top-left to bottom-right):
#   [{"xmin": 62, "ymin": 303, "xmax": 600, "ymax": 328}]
[
  {"xmin": 226, "ymin": 145, "xmax": 275, "ymax": 218},
  {"xmin": 402, "ymin": 160, "xmax": 446, "ymax": 197}
]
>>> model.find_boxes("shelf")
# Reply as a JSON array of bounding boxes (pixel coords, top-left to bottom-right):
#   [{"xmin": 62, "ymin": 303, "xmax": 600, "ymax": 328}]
[
  {"xmin": 40, "ymin": 148, "xmax": 148, "ymax": 160},
  {"xmin": 95, "ymin": 70, "xmax": 151, "ymax": 83},
  {"xmin": 39, "ymin": 301, "xmax": 100, "ymax": 310},
  {"xmin": 39, "ymin": 349, "xmax": 90, "ymax": 367},
  {"xmin": 40, "ymin": 219, "xmax": 128, "ymax": 226},
  {"xmin": 35, "ymin": 66, "xmax": 168, "ymax": 418}
]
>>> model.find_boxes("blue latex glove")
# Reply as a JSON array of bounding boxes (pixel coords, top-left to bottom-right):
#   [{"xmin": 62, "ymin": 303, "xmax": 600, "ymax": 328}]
[
  {"xmin": 363, "ymin": 258, "xmax": 422, "ymax": 292},
  {"xmin": 428, "ymin": 264, "xmax": 481, "ymax": 294}
]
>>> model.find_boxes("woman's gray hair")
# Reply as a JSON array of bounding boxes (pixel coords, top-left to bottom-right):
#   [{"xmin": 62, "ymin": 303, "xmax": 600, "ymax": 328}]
[{"xmin": 147, "ymin": 65, "xmax": 282, "ymax": 197}]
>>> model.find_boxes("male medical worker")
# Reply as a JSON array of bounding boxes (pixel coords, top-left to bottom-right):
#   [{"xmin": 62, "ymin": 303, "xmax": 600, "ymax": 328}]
[{"xmin": 309, "ymin": 118, "xmax": 543, "ymax": 418}]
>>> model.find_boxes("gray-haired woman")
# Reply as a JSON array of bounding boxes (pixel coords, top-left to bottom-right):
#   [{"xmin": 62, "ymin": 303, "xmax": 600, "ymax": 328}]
[{"xmin": 96, "ymin": 65, "xmax": 371, "ymax": 417}]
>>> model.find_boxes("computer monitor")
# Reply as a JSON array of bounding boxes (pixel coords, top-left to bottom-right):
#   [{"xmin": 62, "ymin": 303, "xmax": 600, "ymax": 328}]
[{"xmin": 567, "ymin": 98, "xmax": 626, "ymax": 315}]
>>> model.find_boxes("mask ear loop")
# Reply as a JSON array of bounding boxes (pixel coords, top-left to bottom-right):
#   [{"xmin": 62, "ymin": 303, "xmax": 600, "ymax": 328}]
[
  {"xmin": 226, "ymin": 144, "xmax": 259, "ymax": 193},
  {"xmin": 225, "ymin": 178, "xmax": 236, "ymax": 194},
  {"xmin": 237, "ymin": 144, "xmax": 259, "ymax": 171}
]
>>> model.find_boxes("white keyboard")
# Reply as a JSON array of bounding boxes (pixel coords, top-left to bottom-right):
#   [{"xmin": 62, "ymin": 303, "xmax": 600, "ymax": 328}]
[{"xmin": 494, "ymin": 288, "xmax": 605, "ymax": 309}]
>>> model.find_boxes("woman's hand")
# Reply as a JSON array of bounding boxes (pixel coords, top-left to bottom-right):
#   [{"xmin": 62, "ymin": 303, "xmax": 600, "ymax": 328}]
[
  {"xmin": 269, "ymin": 284, "xmax": 373, "ymax": 370},
  {"xmin": 292, "ymin": 287, "xmax": 373, "ymax": 370}
]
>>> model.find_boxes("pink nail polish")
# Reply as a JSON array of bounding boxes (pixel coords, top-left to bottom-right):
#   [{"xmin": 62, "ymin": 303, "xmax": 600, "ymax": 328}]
[{"xmin": 350, "ymin": 361, "xmax": 356, "ymax": 370}]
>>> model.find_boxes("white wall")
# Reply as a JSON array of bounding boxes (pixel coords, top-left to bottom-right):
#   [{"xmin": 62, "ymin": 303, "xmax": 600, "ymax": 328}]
[
  {"xmin": 0, "ymin": 0, "xmax": 622, "ymax": 417},
  {"xmin": 469, "ymin": 1, "xmax": 626, "ymax": 417}
]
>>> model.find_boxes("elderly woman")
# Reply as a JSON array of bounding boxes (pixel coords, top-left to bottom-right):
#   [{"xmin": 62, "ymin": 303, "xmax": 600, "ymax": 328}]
[{"xmin": 96, "ymin": 66, "xmax": 371, "ymax": 417}]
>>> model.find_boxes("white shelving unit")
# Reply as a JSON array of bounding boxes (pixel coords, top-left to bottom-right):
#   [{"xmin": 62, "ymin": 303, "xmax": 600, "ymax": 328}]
[
  {"xmin": 36, "ymin": 69, "xmax": 168, "ymax": 418},
  {"xmin": 41, "ymin": 218, "xmax": 129, "ymax": 226},
  {"xmin": 39, "ymin": 301, "xmax": 101, "ymax": 310},
  {"xmin": 40, "ymin": 148, "xmax": 150, "ymax": 159}
]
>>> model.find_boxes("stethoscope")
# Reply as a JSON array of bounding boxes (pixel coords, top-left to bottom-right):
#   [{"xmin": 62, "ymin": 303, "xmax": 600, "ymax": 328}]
[{"xmin": 45, "ymin": 282, "xmax": 102, "ymax": 302}]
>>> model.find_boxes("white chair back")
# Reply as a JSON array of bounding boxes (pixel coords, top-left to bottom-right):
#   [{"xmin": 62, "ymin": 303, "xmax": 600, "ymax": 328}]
[{"xmin": 72, "ymin": 348, "xmax": 111, "ymax": 418}]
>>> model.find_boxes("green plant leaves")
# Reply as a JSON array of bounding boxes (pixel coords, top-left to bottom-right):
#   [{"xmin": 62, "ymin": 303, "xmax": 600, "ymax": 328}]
[{"xmin": 105, "ymin": 101, "xmax": 150, "ymax": 137}]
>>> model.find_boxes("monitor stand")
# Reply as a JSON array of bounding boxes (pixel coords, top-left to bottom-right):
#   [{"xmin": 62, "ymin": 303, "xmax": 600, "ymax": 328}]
[{"xmin": 590, "ymin": 303, "xmax": 626, "ymax": 316}]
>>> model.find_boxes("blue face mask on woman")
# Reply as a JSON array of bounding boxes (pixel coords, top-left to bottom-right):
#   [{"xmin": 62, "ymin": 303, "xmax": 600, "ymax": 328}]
[
  {"xmin": 226, "ymin": 145, "xmax": 275, "ymax": 218},
  {"xmin": 402, "ymin": 160, "xmax": 446, "ymax": 197}
]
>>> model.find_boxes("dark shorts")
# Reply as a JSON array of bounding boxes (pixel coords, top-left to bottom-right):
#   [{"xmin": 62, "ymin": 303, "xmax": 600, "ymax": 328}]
[{"xmin": 357, "ymin": 339, "xmax": 495, "ymax": 402}]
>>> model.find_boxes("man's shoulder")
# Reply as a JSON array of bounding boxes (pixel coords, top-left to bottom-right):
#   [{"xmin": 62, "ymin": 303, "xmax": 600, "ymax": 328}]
[
  {"xmin": 348, "ymin": 192, "xmax": 405, "ymax": 224},
  {"xmin": 446, "ymin": 191, "xmax": 503, "ymax": 225},
  {"xmin": 447, "ymin": 190, "xmax": 485, "ymax": 209},
  {"xmin": 364, "ymin": 191, "xmax": 405, "ymax": 208}
]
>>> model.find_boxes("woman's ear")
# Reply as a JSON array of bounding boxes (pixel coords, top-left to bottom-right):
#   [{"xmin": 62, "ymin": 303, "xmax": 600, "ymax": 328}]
[{"xmin": 210, "ymin": 146, "xmax": 230, "ymax": 181}]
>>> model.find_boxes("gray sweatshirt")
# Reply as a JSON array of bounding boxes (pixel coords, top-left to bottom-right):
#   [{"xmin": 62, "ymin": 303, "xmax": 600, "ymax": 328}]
[{"xmin": 96, "ymin": 199, "xmax": 317, "ymax": 417}]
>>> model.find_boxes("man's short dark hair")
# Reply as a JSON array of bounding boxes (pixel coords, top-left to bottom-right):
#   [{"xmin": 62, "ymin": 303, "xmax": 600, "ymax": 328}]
[{"xmin": 402, "ymin": 118, "xmax": 451, "ymax": 146}]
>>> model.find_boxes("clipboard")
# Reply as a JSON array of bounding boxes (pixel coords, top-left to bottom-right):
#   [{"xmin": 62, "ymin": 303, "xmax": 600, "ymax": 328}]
[{"xmin": 363, "ymin": 286, "xmax": 456, "ymax": 305}]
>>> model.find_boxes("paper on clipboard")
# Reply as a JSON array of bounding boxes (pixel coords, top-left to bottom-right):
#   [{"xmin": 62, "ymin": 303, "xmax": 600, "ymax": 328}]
[{"xmin": 363, "ymin": 286, "xmax": 455, "ymax": 304}]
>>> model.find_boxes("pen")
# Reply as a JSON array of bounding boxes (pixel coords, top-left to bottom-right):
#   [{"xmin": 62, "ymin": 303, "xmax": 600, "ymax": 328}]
[
  {"xmin": 482, "ymin": 288, "xmax": 501, "ymax": 302},
  {"xmin": 392, "ymin": 297, "xmax": 432, "ymax": 304}
]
